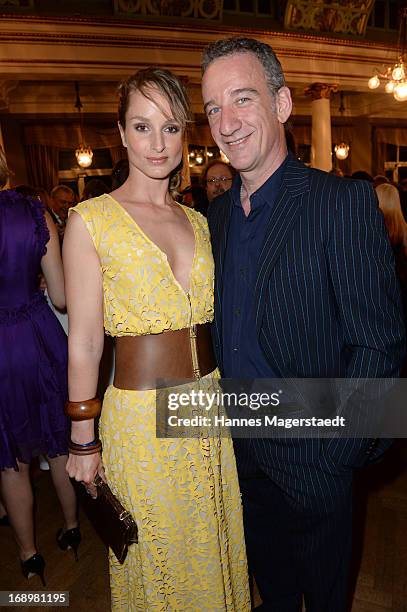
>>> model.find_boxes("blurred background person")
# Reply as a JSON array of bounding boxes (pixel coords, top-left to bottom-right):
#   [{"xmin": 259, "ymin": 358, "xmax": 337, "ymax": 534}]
[
  {"xmin": 13, "ymin": 184, "xmax": 66, "ymax": 458},
  {"xmin": 14, "ymin": 186, "xmax": 53, "ymax": 222},
  {"xmin": 80, "ymin": 178, "xmax": 109, "ymax": 201},
  {"xmin": 351, "ymin": 170, "xmax": 374, "ymax": 182},
  {"xmin": 49, "ymin": 184, "xmax": 76, "ymax": 229},
  {"xmin": 13, "ymin": 186, "xmax": 69, "ymax": 335},
  {"xmin": 373, "ymin": 174, "xmax": 390, "ymax": 189},
  {"xmin": 181, "ymin": 184, "xmax": 209, "ymax": 216},
  {"xmin": 399, "ymin": 177, "xmax": 407, "ymax": 222},
  {"xmin": 111, "ymin": 158, "xmax": 129, "ymax": 191},
  {"xmin": 14, "ymin": 184, "xmax": 44, "ymax": 198},
  {"xmin": 203, "ymin": 159, "xmax": 235, "ymax": 203},
  {"xmin": 0, "ymin": 149, "xmax": 79, "ymax": 585},
  {"xmin": 376, "ymin": 182, "xmax": 407, "ymax": 375},
  {"xmin": 376, "ymin": 182, "xmax": 407, "ymax": 257}
]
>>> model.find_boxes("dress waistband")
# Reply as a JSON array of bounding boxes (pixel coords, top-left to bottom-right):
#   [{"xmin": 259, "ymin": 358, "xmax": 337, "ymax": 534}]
[
  {"xmin": 113, "ymin": 323, "xmax": 216, "ymax": 391},
  {"xmin": 0, "ymin": 292, "xmax": 47, "ymax": 325}
]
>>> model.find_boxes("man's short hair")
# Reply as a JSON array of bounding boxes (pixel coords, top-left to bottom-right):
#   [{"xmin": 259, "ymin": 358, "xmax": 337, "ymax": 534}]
[
  {"xmin": 51, "ymin": 184, "xmax": 75, "ymax": 198},
  {"xmin": 351, "ymin": 171, "xmax": 373, "ymax": 182},
  {"xmin": 201, "ymin": 37, "xmax": 286, "ymax": 97}
]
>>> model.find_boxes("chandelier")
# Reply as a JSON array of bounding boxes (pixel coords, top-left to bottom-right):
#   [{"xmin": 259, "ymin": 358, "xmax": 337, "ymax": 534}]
[
  {"xmin": 368, "ymin": 8, "xmax": 407, "ymax": 102},
  {"xmin": 334, "ymin": 92, "xmax": 350, "ymax": 161},
  {"xmin": 74, "ymin": 81, "xmax": 93, "ymax": 168}
]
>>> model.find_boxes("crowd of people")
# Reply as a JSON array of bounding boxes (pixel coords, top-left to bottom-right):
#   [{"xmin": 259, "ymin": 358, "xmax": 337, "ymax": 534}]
[{"xmin": 0, "ymin": 35, "xmax": 406, "ymax": 612}]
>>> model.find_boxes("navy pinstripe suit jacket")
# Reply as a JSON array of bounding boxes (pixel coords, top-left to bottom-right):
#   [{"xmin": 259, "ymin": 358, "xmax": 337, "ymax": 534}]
[
  {"xmin": 208, "ymin": 158, "xmax": 405, "ymax": 470},
  {"xmin": 208, "ymin": 157, "xmax": 405, "ymax": 380}
]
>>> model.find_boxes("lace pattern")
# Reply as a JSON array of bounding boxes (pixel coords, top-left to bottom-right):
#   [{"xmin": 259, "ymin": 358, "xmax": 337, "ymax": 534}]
[
  {"xmin": 100, "ymin": 379, "xmax": 250, "ymax": 611},
  {"xmin": 71, "ymin": 195, "xmax": 214, "ymax": 336}
]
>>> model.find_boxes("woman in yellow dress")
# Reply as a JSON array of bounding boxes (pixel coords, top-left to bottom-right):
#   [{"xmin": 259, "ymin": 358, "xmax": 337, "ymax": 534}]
[{"xmin": 63, "ymin": 68, "xmax": 250, "ymax": 611}]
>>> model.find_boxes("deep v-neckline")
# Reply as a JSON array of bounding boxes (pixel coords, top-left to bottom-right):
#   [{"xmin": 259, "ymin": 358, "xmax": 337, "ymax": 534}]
[{"xmin": 107, "ymin": 193, "xmax": 196, "ymax": 296}]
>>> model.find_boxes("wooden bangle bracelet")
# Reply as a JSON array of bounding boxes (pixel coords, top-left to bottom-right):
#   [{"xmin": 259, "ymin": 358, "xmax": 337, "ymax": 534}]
[
  {"xmin": 68, "ymin": 440, "xmax": 102, "ymax": 456},
  {"xmin": 65, "ymin": 398, "xmax": 101, "ymax": 421}
]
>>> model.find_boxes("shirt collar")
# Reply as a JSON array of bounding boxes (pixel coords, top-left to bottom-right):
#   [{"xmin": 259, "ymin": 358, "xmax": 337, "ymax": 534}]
[{"xmin": 230, "ymin": 154, "xmax": 289, "ymax": 210}]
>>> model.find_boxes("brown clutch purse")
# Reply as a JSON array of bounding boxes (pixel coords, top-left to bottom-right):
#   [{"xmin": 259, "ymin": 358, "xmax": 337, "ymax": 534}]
[{"xmin": 74, "ymin": 475, "xmax": 138, "ymax": 564}]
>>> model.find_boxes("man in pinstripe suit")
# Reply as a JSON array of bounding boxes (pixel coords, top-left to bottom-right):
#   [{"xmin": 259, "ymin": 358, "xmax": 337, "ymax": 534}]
[{"xmin": 201, "ymin": 38, "xmax": 405, "ymax": 611}]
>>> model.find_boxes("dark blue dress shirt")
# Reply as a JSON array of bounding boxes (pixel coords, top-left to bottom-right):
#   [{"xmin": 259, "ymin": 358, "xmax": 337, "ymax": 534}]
[{"xmin": 222, "ymin": 157, "xmax": 288, "ymax": 378}]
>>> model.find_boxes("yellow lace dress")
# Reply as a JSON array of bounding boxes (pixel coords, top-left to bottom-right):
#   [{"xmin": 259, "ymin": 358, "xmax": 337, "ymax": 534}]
[{"xmin": 72, "ymin": 194, "xmax": 250, "ymax": 612}]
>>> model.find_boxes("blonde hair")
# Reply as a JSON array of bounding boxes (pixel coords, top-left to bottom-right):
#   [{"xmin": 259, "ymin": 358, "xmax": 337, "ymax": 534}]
[
  {"xmin": 0, "ymin": 147, "xmax": 9, "ymax": 189},
  {"xmin": 118, "ymin": 68, "xmax": 192, "ymax": 198},
  {"xmin": 376, "ymin": 183, "xmax": 407, "ymax": 249}
]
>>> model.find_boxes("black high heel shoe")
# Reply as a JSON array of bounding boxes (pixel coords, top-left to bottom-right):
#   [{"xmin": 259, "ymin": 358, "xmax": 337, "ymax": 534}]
[
  {"xmin": 56, "ymin": 527, "xmax": 81, "ymax": 561},
  {"xmin": 21, "ymin": 553, "xmax": 46, "ymax": 586}
]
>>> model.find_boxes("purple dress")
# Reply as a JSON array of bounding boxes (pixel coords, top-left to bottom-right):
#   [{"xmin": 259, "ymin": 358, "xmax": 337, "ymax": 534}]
[{"xmin": 0, "ymin": 190, "xmax": 68, "ymax": 470}]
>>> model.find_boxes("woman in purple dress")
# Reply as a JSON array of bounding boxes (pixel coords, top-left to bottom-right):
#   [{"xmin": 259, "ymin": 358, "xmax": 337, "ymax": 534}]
[{"xmin": 0, "ymin": 150, "xmax": 79, "ymax": 585}]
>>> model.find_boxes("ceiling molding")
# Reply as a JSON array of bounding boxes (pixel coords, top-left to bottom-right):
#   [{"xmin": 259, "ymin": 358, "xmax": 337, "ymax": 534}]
[
  {"xmin": 0, "ymin": 14, "xmax": 400, "ymax": 50},
  {"xmin": 0, "ymin": 14, "xmax": 405, "ymax": 119}
]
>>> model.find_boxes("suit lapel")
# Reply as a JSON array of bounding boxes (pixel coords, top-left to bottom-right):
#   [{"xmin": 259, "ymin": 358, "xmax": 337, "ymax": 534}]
[
  {"xmin": 212, "ymin": 192, "xmax": 233, "ymax": 356},
  {"xmin": 254, "ymin": 159, "xmax": 311, "ymax": 333},
  {"xmin": 214, "ymin": 191, "xmax": 233, "ymax": 289}
]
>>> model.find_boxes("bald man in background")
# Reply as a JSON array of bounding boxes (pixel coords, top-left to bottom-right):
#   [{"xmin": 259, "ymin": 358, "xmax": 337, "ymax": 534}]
[{"xmin": 203, "ymin": 160, "xmax": 234, "ymax": 202}]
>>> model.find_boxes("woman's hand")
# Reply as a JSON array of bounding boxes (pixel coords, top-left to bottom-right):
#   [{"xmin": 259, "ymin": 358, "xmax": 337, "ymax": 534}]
[{"xmin": 66, "ymin": 452, "xmax": 106, "ymax": 498}]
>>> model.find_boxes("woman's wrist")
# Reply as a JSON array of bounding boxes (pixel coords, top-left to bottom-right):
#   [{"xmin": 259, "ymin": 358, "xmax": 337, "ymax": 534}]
[{"xmin": 70, "ymin": 420, "xmax": 95, "ymax": 444}]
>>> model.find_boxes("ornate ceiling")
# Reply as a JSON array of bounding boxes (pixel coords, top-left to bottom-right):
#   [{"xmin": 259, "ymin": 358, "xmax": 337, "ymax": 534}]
[{"xmin": 0, "ymin": 13, "xmax": 406, "ymax": 124}]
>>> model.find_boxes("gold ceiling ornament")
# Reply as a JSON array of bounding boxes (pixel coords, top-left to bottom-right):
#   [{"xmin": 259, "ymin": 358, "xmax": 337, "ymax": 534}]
[
  {"xmin": 335, "ymin": 92, "xmax": 350, "ymax": 161},
  {"xmin": 284, "ymin": 0, "xmax": 374, "ymax": 36},
  {"xmin": 74, "ymin": 81, "xmax": 93, "ymax": 169},
  {"xmin": 113, "ymin": 0, "xmax": 222, "ymax": 21},
  {"xmin": 304, "ymin": 82, "xmax": 338, "ymax": 101},
  {"xmin": 0, "ymin": 0, "xmax": 34, "ymax": 7},
  {"xmin": 368, "ymin": 7, "xmax": 407, "ymax": 102}
]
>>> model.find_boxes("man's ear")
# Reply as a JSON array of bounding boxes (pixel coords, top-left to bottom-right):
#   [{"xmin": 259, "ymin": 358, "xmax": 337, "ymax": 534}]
[
  {"xmin": 118, "ymin": 121, "xmax": 127, "ymax": 148},
  {"xmin": 276, "ymin": 87, "xmax": 292, "ymax": 124}
]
